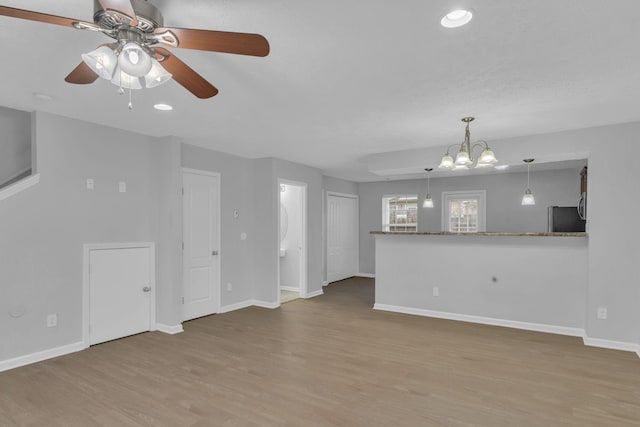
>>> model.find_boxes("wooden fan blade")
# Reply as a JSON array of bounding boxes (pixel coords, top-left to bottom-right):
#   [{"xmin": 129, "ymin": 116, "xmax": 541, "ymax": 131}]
[
  {"xmin": 65, "ymin": 62, "xmax": 99, "ymax": 84},
  {"xmin": 98, "ymin": 0, "xmax": 137, "ymax": 23},
  {"xmin": 153, "ymin": 48, "xmax": 218, "ymax": 99},
  {"xmin": 154, "ymin": 27, "xmax": 270, "ymax": 57},
  {"xmin": 0, "ymin": 5, "xmax": 91, "ymax": 28}
]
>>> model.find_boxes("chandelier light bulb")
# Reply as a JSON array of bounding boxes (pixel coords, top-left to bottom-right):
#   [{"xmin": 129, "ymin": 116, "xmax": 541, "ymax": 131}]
[{"xmin": 438, "ymin": 154, "xmax": 454, "ymax": 169}]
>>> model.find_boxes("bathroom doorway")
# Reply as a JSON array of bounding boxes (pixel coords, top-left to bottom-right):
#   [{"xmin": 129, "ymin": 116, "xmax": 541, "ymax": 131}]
[{"xmin": 278, "ymin": 180, "xmax": 307, "ymax": 304}]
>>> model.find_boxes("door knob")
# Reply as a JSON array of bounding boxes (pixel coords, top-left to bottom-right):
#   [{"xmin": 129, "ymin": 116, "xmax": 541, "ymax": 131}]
[{"xmin": 142, "ymin": 286, "xmax": 151, "ymax": 292}]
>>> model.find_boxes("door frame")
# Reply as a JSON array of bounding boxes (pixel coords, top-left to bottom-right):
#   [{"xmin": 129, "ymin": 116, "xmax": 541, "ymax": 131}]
[
  {"xmin": 325, "ymin": 191, "xmax": 359, "ymax": 283},
  {"xmin": 182, "ymin": 168, "xmax": 222, "ymax": 319},
  {"xmin": 82, "ymin": 242, "xmax": 156, "ymax": 349},
  {"xmin": 277, "ymin": 179, "xmax": 308, "ymax": 303}
]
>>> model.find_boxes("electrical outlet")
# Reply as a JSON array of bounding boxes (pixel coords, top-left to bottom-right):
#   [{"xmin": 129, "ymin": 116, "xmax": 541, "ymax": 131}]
[
  {"xmin": 119, "ymin": 181, "xmax": 127, "ymax": 193},
  {"xmin": 432, "ymin": 287, "xmax": 439, "ymax": 297},
  {"xmin": 597, "ymin": 307, "xmax": 607, "ymax": 320},
  {"xmin": 86, "ymin": 178, "xmax": 94, "ymax": 190},
  {"xmin": 227, "ymin": 283, "xmax": 233, "ymax": 292},
  {"xmin": 47, "ymin": 314, "xmax": 57, "ymax": 328}
]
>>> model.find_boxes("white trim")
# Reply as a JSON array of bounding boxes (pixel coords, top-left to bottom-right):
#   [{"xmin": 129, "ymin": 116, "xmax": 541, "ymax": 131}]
[
  {"xmin": 181, "ymin": 167, "xmax": 220, "ymax": 178},
  {"xmin": 322, "ymin": 281, "xmax": 329, "ymax": 287},
  {"xmin": 0, "ymin": 341, "xmax": 84, "ymax": 373},
  {"xmin": 356, "ymin": 273, "xmax": 375, "ymax": 278},
  {"xmin": 83, "ymin": 242, "xmax": 156, "ymax": 348},
  {"xmin": 253, "ymin": 300, "xmax": 280, "ymax": 309},
  {"xmin": 182, "ymin": 168, "xmax": 222, "ymax": 319},
  {"xmin": 155, "ymin": 323, "xmax": 183, "ymax": 335},
  {"xmin": 303, "ymin": 289, "xmax": 324, "ymax": 299},
  {"xmin": 280, "ymin": 286, "xmax": 300, "ymax": 292},
  {"xmin": 583, "ymin": 337, "xmax": 640, "ymax": 354},
  {"xmin": 0, "ymin": 166, "xmax": 31, "ymax": 186},
  {"xmin": 0, "ymin": 173, "xmax": 40, "ymax": 201},
  {"xmin": 277, "ymin": 179, "xmax": 309, "ymax": 306},
  {"xmin": 373, "ymin": 304, "xmax": 585, "ymax": 337},
  {"xmin": 326, "ymin": 191, "xmax": 360, "ymax": 282},
  {"xmin": 219, "ymin": 300, "xmax": 254, "ymax": 313}
]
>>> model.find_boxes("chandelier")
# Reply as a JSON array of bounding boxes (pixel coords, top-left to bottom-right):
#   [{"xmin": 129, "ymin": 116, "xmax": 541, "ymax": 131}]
[{"xmin": 438, "ymin": 117, "xmax": 498, "ymax": 170}]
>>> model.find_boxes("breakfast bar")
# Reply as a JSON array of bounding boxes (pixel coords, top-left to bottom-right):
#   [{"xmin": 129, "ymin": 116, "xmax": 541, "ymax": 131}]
[{"xmin": 371, "ymin": 231, "xmax": 588, "ymax": 335}]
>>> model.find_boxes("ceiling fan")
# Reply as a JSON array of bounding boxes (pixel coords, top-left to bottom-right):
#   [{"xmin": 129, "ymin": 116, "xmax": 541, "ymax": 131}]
[{"xmin": 0, "ymin": 0, "xmax": 270, "ymax": 100}]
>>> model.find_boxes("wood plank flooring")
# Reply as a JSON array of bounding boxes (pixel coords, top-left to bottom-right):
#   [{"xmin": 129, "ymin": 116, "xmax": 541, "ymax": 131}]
[{"xmin": 1, "ymin": 277, "xmax": 639, "ymax": 426}]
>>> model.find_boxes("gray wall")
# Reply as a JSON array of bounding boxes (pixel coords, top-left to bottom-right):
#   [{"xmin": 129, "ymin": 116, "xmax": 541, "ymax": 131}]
[
  {"xmin": 358, "ymin": 168, "xmax": 583, "ymax": 275},
  {"xmin": 0, "ymin": 112, "xmax": 168, "ymax": 360},
  {"xmin": 0, "ymin": 106, "xmax": 31, "ymax": 185}
]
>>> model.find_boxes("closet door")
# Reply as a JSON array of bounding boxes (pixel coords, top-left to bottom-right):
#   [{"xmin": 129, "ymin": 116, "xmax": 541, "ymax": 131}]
[{"xmin": 327, "ymin": 194, "xmax": 358, "ymax": 283}]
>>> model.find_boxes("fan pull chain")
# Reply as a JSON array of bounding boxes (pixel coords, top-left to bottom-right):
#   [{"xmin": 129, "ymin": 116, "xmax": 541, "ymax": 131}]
[{"xmin": 128, "ymin": 87, "xmax": 133, "ymax": 110}]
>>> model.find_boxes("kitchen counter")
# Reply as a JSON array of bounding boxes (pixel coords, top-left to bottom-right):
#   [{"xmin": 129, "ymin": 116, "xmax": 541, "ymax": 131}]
[
  {"xmin": 370, "ymin": 231, "xmax": 587, "ymax": 237},
  {"xmin": 372, "ymin": 231, "xmax": 588, "ymax": 335}
]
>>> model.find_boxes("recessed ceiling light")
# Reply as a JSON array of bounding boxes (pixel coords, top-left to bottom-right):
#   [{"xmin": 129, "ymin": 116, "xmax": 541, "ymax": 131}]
[
  {"xmin": 441, "ymin": 9, "xmax": 473, "ymax": 28},
  {"xmin": 154, "ymin": 103, "xmax": 173, "ymax": 111},
  {"xmin": 33, "ymin": 92, "xmax": 53, "ymax": 102}
]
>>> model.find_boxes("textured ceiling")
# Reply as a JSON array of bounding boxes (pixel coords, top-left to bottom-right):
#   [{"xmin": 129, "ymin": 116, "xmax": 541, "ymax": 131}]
[{"xmin": 0, "ymin": 0, "xmax": 638, "ymax": 181}]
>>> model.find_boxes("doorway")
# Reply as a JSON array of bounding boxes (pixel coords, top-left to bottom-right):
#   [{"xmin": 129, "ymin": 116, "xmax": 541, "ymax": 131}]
[
  {"xmin": 182, "ymin": 168, "xmax": 221, "ymax": 320},
  {"xmin": 278, "ymin": 180, "xmax": 307, "ymax": 304},
  {"xmin": 326, "ymin": 192, "xmax": 359, "ymax": 283},
  {"xmin": 83, "ymin": 242, "xmax": 156, "ymax": 346}
]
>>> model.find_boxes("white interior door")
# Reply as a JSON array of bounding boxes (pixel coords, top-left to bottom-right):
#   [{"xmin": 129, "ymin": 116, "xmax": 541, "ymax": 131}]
[
  {"xmin": 327, "ymin": 193, "xmax": 358, "ymax": 282},
  {"xmin": 183, "ymin": 170, "xmax": 220, "ymax": 320},
  {"xmin": 89, "ymin": 246, "xmax": 152, "ymax": 345}
]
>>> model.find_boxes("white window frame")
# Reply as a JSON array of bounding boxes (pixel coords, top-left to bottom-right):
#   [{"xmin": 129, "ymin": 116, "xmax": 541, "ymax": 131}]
[
  {"xmin": 441, "ymin": 190, "xmax": 486, "ymax": 232},
  {"xmin": 382, "ymin": 194, "xmax": 418, "ymax": 232}
]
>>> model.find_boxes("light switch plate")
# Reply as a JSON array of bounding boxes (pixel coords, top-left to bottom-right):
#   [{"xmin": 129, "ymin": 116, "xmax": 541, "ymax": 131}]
[
  {"xmin": 119, "ymin": 182, "xmax": 126, "ymax": 193},
  {"xmin": 86, "ymin": 178, "xmax": 94, "ymax": 190}
]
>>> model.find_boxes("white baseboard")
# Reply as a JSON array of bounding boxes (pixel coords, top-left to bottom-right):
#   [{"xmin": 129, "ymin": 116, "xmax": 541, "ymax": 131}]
[
  {"xmin": 303, "ymin": 289, "xmax": 324, "ymax": 299},
  {"xmin": 155, "ymin": 323, "xmax": 183, "ymax": 335},
  {"xmin": 220, "ymin": 300, "xmax": 254, "ymax": 313},
  {"xmin": 0, "ymin": 341, "xmax": 85, "ymax": 373},
  {"xmin": 252, "ymin": 300, "xmax": 280, "ymax": 309},
  {"xmin": 322, "ymin": 281, "xmax": 329, "ymax": 287},
  {"xmin": 356, "ymin": 273, "xmax": 375, "ymax": 278},
  {"xmin": 280, "ymin": 286, "xmax": 300, "ymax": 292},
  {"xmin": 583, "ymin": 337, "xmax": 640, "ymax": 355},
  {"xmin": 373, "ymin": 304, "xmax": 585, "ymax": 337}
]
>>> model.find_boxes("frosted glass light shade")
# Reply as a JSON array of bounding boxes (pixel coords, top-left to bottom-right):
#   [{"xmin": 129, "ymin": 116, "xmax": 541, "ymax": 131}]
[
  {"xmin": 111, "ymin": 67, "xmax": 143, "ymax": 90},
  {"xmin": 144, "ymin": 59, "xmax": 172, "ymax": 88},
  {"xmin": 521, "ymin": 189, "xmax": 536, "ymax": 206},
  {"xmin": 454, "ymin": 150, "xmax": 472, "ymax": 166},
  {"xmin": 118, "ymin": 42, "xmax": 152, "ymax": 77},
  {"xmin": 81, "ymin": 46, "xmax": 117, "ymax": 80},
  {"xmin": 477, "ymin": 148, "xmax": 498, "ymax": 165},
  {"xmin": 439, "ymin": 154, "xmax": 454, "ymax": 169},
  {"xmin": 423, "ymin": 195, "xmax": 434, "ymax": 208}
]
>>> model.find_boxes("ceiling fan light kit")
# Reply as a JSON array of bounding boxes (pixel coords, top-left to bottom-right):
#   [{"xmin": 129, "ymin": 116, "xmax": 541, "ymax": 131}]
[{"xmin": 0, "ymin": 0, "xmax": 270, "ymax": 107}]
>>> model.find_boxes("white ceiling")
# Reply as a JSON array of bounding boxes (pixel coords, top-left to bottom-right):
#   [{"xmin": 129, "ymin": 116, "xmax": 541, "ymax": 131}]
[{"xmin": 0, "ymin": 0, "xmax": 638, "ymax": 182}]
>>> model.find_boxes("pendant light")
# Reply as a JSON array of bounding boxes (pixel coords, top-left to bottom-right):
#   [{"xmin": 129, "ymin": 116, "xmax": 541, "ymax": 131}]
[
  {"xmin": 423, "ymin": 168, "xmax": 434, "ymax": 208},
  {"xmin": 521, "ymin": 159, "xmax": 536, "ymax": 206}
]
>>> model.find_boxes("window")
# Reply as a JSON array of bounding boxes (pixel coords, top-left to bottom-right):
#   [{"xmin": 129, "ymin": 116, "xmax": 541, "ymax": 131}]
[
  {"xmin": 382, "ymin": 195, "xmax": 418, "ymax": 232},
  {"xmin": 441, "ymin": 190, "xmax": 486, "ymax": 232}
]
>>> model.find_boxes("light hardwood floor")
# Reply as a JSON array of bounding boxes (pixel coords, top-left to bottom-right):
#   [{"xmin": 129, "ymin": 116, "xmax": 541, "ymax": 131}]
[{"xmin": 1, "ymin": 277, "xmax": 639, "ymax": 426}]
